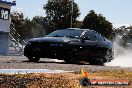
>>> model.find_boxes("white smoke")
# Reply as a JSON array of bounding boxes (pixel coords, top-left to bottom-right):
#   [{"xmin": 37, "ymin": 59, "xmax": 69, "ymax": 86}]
[{"xmin": 105, "ymin": 34, "xmax": 132, "ymax": 67}]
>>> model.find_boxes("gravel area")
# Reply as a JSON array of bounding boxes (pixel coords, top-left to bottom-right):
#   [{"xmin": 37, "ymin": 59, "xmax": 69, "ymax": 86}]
[
  {"xmin": 0, "ymin": 56, "xmax": 132, "ymax": 72},
  {"xmin": 0, "ymin": 56, "xmax": 132, "ymax": 88}
]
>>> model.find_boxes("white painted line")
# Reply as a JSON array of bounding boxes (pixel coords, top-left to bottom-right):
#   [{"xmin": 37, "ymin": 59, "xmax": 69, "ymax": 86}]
[{"xmin": 0, "ymin": 69, "xmax": 74, "ymax": 74}]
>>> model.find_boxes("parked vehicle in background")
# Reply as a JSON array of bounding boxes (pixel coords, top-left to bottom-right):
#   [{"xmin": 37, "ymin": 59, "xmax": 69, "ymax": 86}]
[{"xmin": 24, "ymin": 28, "xmax": 114, "ymax": 65}]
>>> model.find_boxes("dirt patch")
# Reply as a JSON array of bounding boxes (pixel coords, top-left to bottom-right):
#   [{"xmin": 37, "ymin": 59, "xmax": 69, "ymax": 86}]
[
  {"xmin": 0, "ymin": 70, "xmax": 131, "ymax": 88},
  {"xmin": 0, "ymin": 73, "xmax": 80, "ymax": 88}
]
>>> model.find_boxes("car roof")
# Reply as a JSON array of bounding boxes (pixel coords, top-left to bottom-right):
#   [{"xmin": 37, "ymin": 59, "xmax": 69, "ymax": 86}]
[
  {"xmin": 64, "ymin": 28, "xmax": 104, "ymax": 36},
  {"xmin": 62, "ymin": 28, "xmax": 95, "ymax": 32}
]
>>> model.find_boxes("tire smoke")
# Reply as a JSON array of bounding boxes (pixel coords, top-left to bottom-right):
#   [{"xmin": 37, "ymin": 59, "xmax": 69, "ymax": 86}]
[{"xmin": 105, "ymin": 35, "xmax": 132, "ymax": 67}]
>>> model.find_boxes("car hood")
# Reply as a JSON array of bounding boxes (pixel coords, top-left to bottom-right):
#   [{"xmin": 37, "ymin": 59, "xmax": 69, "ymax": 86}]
[{"xmin": 29, "ymin": 37, "xmax": 79, "ymax": 43}]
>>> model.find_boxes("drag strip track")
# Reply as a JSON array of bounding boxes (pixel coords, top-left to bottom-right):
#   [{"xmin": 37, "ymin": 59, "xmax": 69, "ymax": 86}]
[{"xmin": 0, "ymin": 56, "xmax": 132, "ymax": 72}]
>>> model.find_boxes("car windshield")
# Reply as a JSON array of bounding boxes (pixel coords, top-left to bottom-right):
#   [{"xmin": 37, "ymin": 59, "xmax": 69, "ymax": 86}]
[{"xmin": 46, "ymin": 29, "xmax": 83, "ymax": 39}]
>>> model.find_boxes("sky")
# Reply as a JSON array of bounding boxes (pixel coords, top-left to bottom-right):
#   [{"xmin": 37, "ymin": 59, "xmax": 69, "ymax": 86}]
[{"xmin": 9, "ymin": 0, "xmax": 132, "ymax": 28}]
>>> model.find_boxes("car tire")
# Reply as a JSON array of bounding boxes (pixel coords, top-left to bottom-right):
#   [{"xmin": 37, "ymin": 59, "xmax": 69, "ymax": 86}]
[
  {"xmin": 27, "ymin": 56, "xmax": 40, "ymax": 62},
  {"xmin": 89, "ymin": 59, "xmax": 104, "ymax": 65}
]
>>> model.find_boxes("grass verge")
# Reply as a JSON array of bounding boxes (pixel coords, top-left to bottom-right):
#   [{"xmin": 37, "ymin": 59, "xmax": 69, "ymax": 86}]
[{"xmin": 0, "ymin": 69, "xmax": 131, "ymax": 88}]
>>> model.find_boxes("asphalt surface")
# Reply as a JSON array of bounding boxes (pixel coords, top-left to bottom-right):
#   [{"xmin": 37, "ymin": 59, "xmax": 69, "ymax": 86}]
[{"xmin": 0, "ymin": 56, "xmax": 132, "ymax": 72}]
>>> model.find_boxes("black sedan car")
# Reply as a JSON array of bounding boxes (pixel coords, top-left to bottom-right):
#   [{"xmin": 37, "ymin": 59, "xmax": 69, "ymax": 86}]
[{"xmin": 24, "ymin": 28, "xmax": 113, "ymax": 65}]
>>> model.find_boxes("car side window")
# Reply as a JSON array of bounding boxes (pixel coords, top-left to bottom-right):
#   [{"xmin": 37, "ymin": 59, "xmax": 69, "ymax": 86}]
[
  {"xmin": 83, "ymin": 31, "xmax": 96, "ymax": 41},
  {"xmin": 95, "ymin": 32, "xmax": 105, "ymax": 41}
]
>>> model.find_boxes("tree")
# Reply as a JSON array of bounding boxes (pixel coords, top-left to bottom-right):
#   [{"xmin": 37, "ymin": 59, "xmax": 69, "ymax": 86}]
[
  {"xmin": 82, "ymin": 10, "xmax": 115, "ymax": 40},
  {"xmin": 115, "ymin": 25, "xmax": 132, "ymax": 46},
  {"xmin": 73, "ymin": 21, "xmax": 83, "ymax": 28},
  {"xmin": 31, "ymin": 16, "xmax": 45, "ymax": 37},
  {"xmin": 11, "ymin": 11, "xmax": 34, "ymax": 40},
  {"xmin": 43, "ymin": 0, "xmax": 80, "ymax": 34}
]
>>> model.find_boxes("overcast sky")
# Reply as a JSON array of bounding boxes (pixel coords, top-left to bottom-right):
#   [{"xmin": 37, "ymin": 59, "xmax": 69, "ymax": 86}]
[{"xmin": 10, "ymin": 0, "xmax": 132, "ymax": 28}]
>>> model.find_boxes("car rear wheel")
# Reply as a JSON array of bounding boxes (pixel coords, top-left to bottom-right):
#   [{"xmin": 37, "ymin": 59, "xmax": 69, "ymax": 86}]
[
  {"xmin": 89, "ymin": 59, "xmax": 104, "ymax": 65},
  {"xmin": 27, "ymin": 56, "xmax": 40, "ymax": 62}
]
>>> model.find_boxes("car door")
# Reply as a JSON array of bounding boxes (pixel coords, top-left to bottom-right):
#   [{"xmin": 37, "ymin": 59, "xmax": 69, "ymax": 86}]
[
  {"xmin": 79, "ymin": 31, "xmax": 99, "ymax": 57},
  {"xmin": 94, "ymin": 32, "xmax": 108, "ymax": 56}
]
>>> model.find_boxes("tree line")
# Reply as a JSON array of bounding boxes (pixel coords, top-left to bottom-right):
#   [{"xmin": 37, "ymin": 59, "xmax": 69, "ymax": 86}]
[{"xmin": 10, "ymin": 0, "xmax": 131, "ymax": 43}]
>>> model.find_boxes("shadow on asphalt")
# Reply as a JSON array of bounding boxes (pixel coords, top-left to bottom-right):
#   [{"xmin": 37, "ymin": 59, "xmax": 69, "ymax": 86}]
[{"xmin": 22, "ymin": 60, "xmax": 101, "ymax": 65}]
